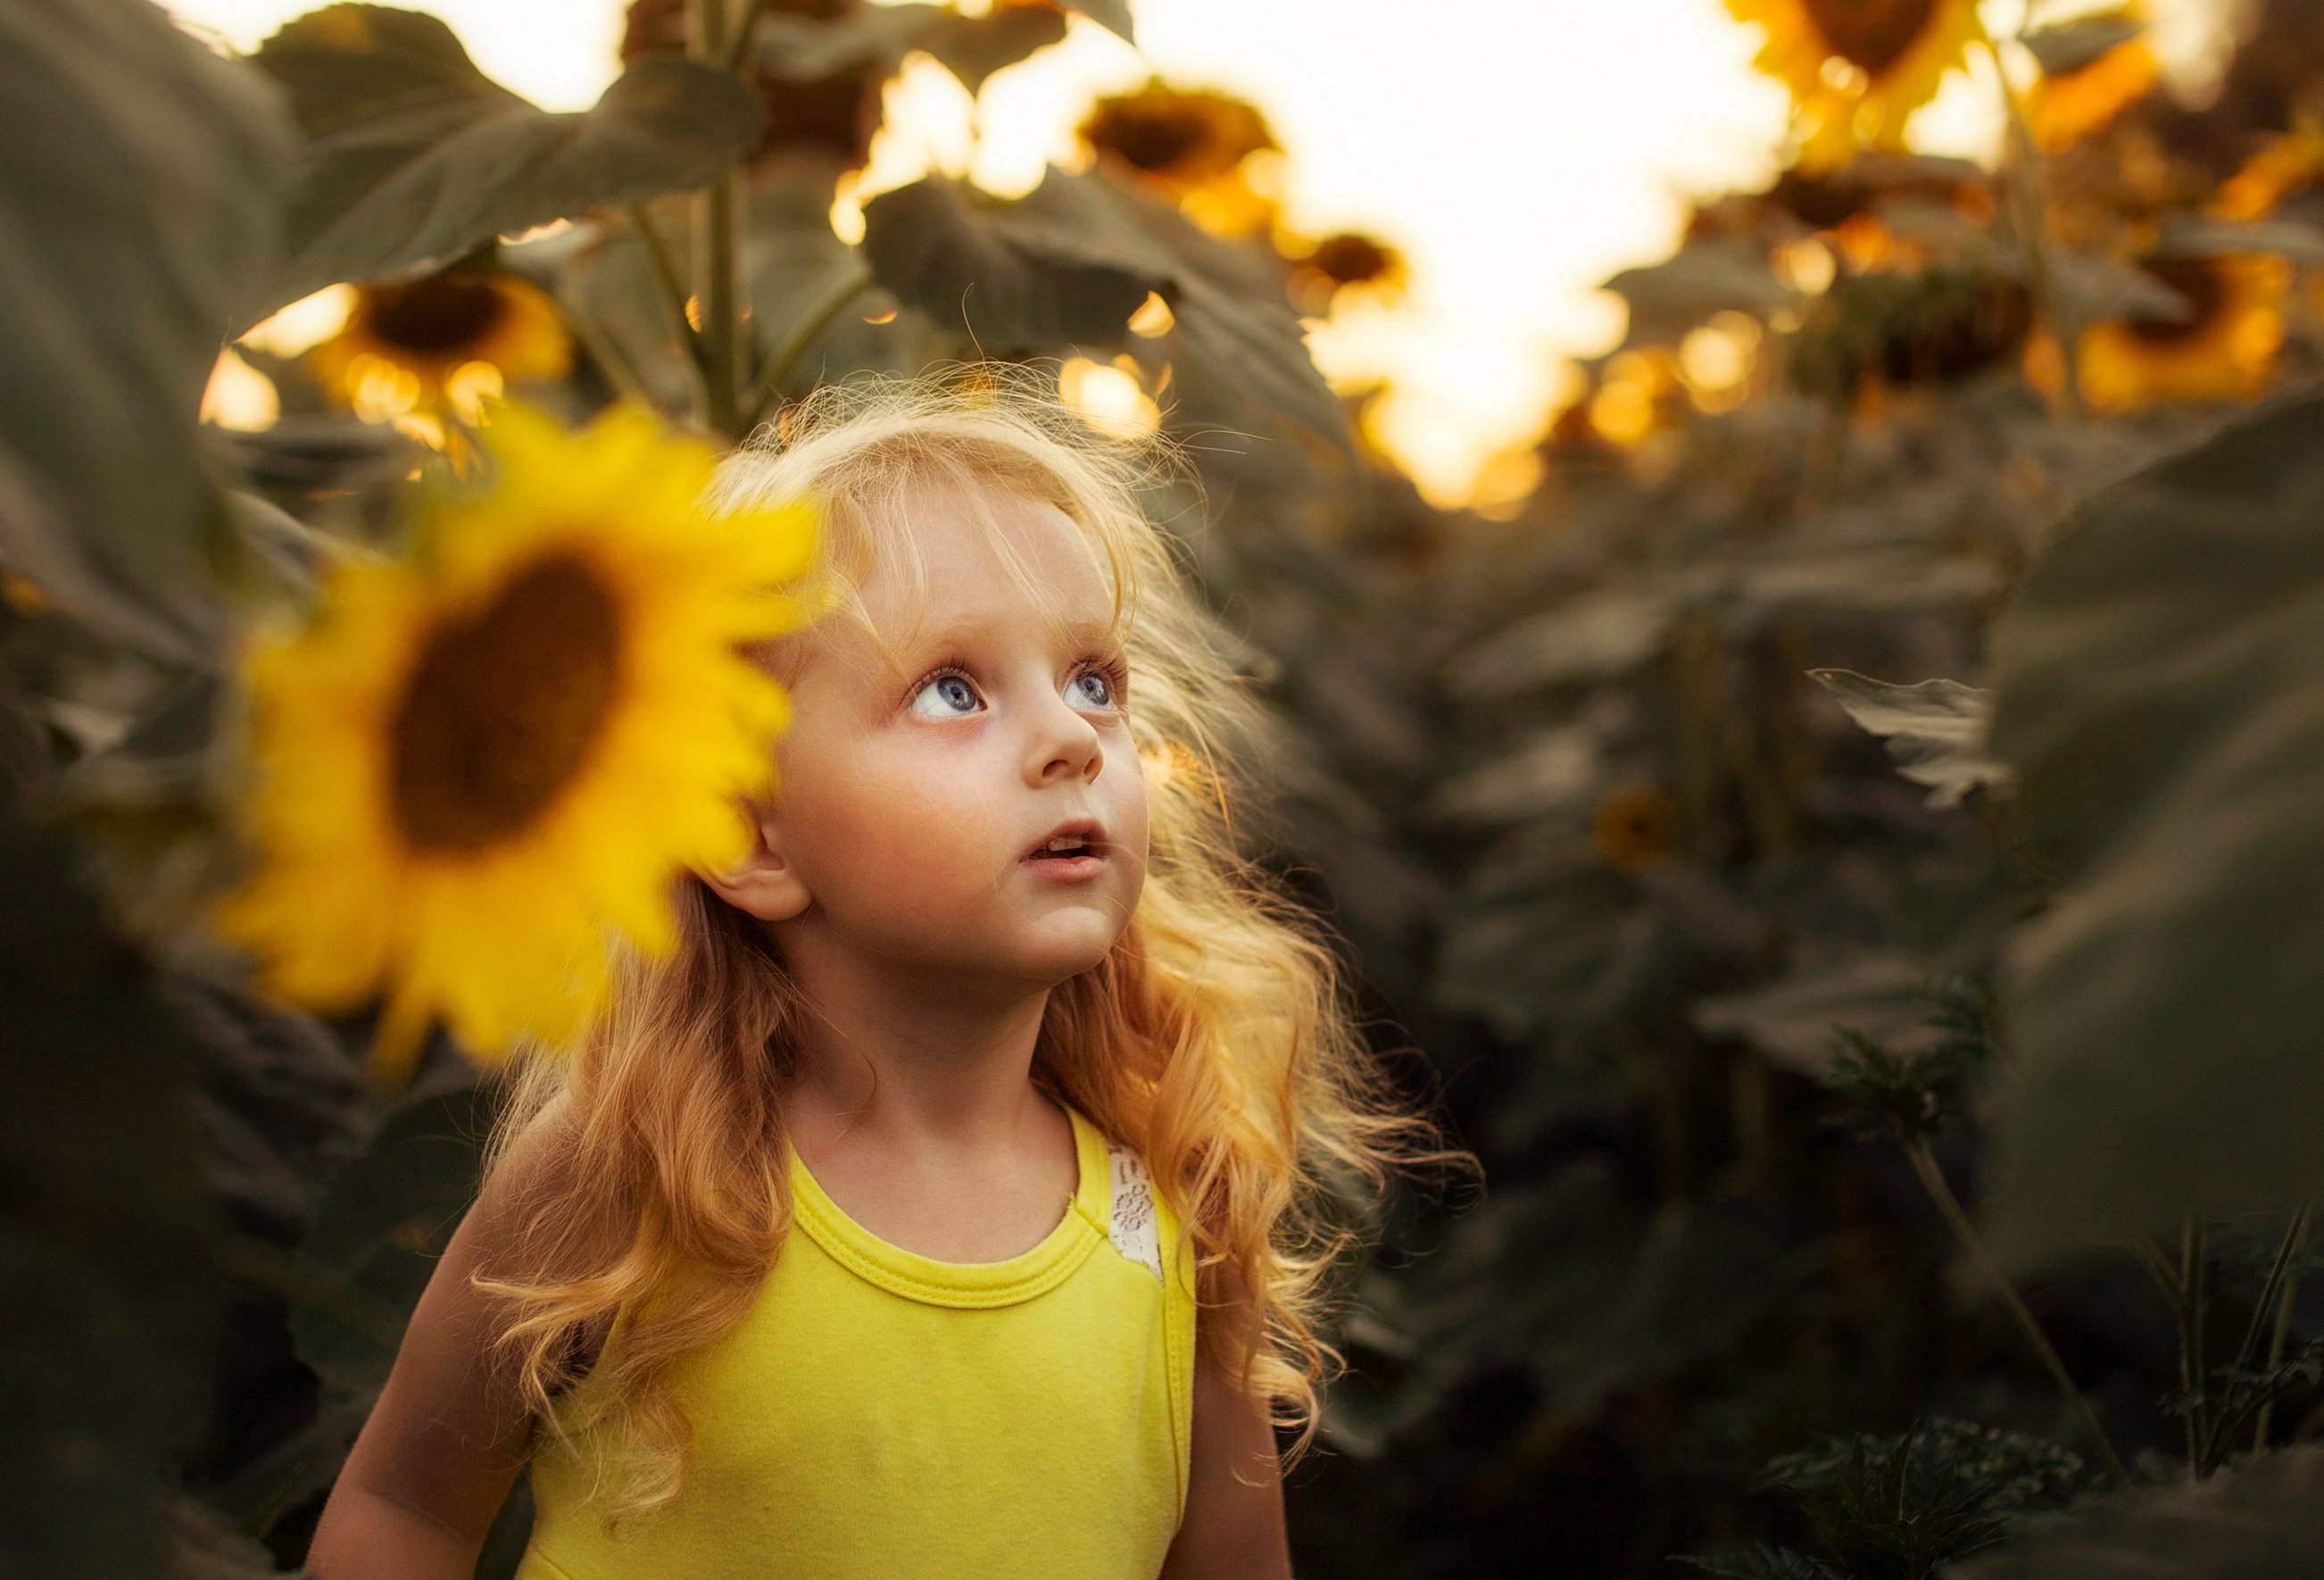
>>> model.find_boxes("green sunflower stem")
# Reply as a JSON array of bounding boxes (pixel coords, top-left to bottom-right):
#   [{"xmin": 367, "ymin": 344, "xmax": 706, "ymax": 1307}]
[
  {"xmin": 1982, "ymin": 32, "xmax": 2087, "ymax": 421},
  {"xmin": 690, "ymin": 0, "xmax": 749, "ymax": 438},
  {"xmin": 1905, "ymin": 1138, "xmax": 2133, "ymax": 1489},
  {"xmin": 739, "ymin": 259, "xmax": 874, "ymax": 434},
  {"xmin": 724, "ymin": 0, "xmax": 771, "ymax": 70},
  {"xmin": 627, "ymin": 203, "xmax": 713, "ymax": 412}
]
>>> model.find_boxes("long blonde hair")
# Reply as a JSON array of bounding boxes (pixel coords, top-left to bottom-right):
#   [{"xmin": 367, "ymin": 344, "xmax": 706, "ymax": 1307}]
[{"xmin": 471, "ymin": 368, "xmax": 1458, "ymax": 1526}]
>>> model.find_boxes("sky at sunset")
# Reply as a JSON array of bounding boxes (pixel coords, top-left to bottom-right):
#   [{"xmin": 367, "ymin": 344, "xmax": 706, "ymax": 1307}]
[{"xmin": 169, "ymin": 0, "xmax": 2230, "ymax": 503}]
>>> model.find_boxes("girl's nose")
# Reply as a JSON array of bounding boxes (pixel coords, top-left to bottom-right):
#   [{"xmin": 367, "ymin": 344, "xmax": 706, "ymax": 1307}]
[{"xmin": 1026, "ymin": 695, "xmax": 1103, "ymax": 786}]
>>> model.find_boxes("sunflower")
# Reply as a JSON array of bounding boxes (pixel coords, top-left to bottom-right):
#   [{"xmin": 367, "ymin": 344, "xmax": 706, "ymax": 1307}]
[
  {"xmin": 1080, "ymin": 79, "xmax": 1281, "ymax": 235},
  {"xmin": 1081, "ymin": 80, "xmax": 1276, "ymax": 192},
  {"xmin": 215, "ymin": 403, "xmax": 820, "ymax": 1081},
  {"xmin": 2077, "ymin": 254, "xmax": 2287, "ymax": 412},
  {"xmin": 1288, "ymin": 231, "xmax": 1408, "ymax": 316},
  {"xmin": 2029, "ymin": 28, "xmax": 2157, "ymax": 152},
  {"xmin": 309, "ymin": 270, "xmax": 573, "ymax": 422},
  {"xmin": 1728, "ymin": 0, "xmax": 1987, "ymax": 171},
  {"xmin": 2214, "ymin": 128, "xmax": 2324, "ymax": 221},
  {"xmin": 1592, "ymin": 785, "xmax": 1679, "ymax": 869}
]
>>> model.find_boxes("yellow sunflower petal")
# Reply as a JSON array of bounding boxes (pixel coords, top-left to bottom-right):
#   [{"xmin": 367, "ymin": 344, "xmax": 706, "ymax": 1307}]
[
  {"xmin": 2077, "ymin": 254, "xmax": 2287, "ymax": 412},
  {"xmin": 1729, "ymin": 0, "xmax": 1987, "ymax": 171}
]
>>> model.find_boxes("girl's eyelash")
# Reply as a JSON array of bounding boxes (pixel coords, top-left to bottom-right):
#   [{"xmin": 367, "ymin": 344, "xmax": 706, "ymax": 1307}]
[
  {"xmin": 901, "ymin": 660, "xmax": 976, "ymax": 711},
  {"xmin": 899, "ymin": 655, "xmax": 1128, "ymax": 710},
  {"xmin": 1077, "ymin": 653, "xmax": 1131, "ymax": 702}
]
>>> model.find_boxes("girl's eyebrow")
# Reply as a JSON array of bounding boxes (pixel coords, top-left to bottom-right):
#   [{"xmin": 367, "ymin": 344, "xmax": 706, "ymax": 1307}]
[{"xmin": 885, "ymin": 611, "xmax": 1121, "ymax": 671}]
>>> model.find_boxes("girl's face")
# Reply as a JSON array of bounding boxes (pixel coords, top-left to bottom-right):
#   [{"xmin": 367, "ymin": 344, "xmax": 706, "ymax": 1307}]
[{"xmin": 749, "ymin": 479, "xmax": 1150, "ymax": 989}]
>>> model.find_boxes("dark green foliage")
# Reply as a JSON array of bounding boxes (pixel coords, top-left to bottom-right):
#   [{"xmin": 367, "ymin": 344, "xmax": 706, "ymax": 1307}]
[
  {"xmin": 0, "ymin": 809, "xmax": 223, "ymax": 1576},
  {"xmin": 861, "ymin": 174, "xmax": 1168, "ymax": 353},
  {"xmin": 1815, "ymin": 980, "xmax": 1995, "ymax": 1144},
  {"xmin": 863, "ymin": 168, "xmax": 1349, "ymax": 446},
  {"xmin": 289, "ymin": 1071, "xmax": 495, "ymax": 1399},
  {"xmin": 1748, "ymin": 1418, "xmax": 2091, "ymax": 1578},
  {"xmin": 1682, "ymin": 1544, "xmax": 1848, "ymax": 1580},
  {"xmin": 0, "ymin": 0, "xmax": 292, "ymax": 657},
  {"xmin": 1986, "ymin": 385, "xmax": 2324, "ymax": 1267},
  {"xmin": 253, "ymin": 5, "xmax": 760, "ymax": 310}
]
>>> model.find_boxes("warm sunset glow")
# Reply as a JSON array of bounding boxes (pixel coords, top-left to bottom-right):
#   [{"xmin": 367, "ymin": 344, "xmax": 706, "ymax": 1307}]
[{"xmin": 168, "ymin": 0, "xmax": 2230, "ymax": 503}]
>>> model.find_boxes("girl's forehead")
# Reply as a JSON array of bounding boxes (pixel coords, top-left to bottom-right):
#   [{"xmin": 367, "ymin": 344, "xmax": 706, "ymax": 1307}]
[{"xmin": 858, "ymin": 479, "xmax": 1117, "ymax": 636}]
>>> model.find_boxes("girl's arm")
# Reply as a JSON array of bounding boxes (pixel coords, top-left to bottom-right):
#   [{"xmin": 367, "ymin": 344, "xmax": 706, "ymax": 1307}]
[
  {"xmin": 1158, "ymin": 1268, "xmax": 1294, "ymax": 1580},
  {"xmin": 303, "ymin": 1151, "xmax": 544, "ymax": 1579}
]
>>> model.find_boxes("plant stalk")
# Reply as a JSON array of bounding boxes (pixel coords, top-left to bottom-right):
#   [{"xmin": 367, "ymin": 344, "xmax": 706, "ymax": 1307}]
[
  {"xmin": 2252, "ymin": 1207, "xmax": 2310, "ymax": 1453},
  {"xmin": 2179, "ymin": 1214, "xmax": 2209, "ymax": 1476},
  {"xmin": 552, "ymin": 279, "xmax": 661, "ymax": 414},
  {"xmin": 626, "ymin": 203, "xmax": 713, "ymax": 417},
  {"xmin": 739, "ymin": 258, "xmax": 875, "ymax": 432},
  {"xmin": 1981, "ymin": 33, "xmax": 2087, "ymax": 421},
  {"xmin": 724, "ymin": 0, "xmax": 771, "ymax": 69},
  {"xmin": 690, "ymin": 0, "xmax": 748, "ymax": 437},
  {"xmin": 1905, "ymin": 1138, "xmax": 2131, "ymax": 1488}
]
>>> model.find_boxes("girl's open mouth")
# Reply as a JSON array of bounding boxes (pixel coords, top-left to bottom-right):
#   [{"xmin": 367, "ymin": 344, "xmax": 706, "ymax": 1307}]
[{"xmin": 1025, "ymin": 820, "xmax": 1106, "ymax": 874}]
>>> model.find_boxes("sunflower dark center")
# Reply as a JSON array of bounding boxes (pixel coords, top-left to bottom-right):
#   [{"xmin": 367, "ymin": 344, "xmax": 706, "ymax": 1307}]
[
  {"xmin": 1089, "ymin": 103, "xmax": 1214, "ymax": 174},
  {"xmin": 365, "ymin": 277, "xmax": 510, "ymax": 356},
  {"xmin": 1309, "ymin": 234, "xmax": 1395, "ymax": 287},
  {"xmin": 2121, "ymin": 259, "xmax": 2228, "ymax": 348},
  {"xmin": 388, "ymin": 555, "xmax": 623, "ymax": 853},
  {"xmin": 1803, "ymin": 0, "xmax": 1941, "ymax": 78}
]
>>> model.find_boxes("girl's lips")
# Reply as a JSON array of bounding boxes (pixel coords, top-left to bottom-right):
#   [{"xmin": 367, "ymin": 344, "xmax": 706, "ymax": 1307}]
[
  {"xmin": 1024, "ymin": 819, "xmax": 1107, "ymax": 879},
  {"xmin": 1023, "ymin": 850, "xmax": 1108, "ymax": 882}
]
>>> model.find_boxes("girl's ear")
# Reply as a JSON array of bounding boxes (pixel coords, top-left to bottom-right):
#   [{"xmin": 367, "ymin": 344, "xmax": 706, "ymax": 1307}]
[{"xmin": 701, "ymin": 801, "xmax": 812, "ymax": 922}]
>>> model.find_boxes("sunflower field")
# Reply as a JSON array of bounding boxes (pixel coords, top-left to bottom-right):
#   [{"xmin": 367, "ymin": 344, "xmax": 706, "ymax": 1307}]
[{"xmin": 11, "ymin": 0, "xmax": 2324, "ymax": 1574}]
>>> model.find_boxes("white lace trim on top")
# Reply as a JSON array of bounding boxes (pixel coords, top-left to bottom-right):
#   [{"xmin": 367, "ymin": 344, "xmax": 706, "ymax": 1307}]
[{"xmin": 1105, "ymin": 1138, "xmax": 1164, "ymax": 1282}]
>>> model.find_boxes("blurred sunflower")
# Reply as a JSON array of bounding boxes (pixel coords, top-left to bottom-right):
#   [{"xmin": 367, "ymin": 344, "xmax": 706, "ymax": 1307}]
[
  {"xmin": 2078, "ymin": 254, "xmax": 2287, "ymax": 411},
  {"xmin": 2214, "ymin": 126, "xmax": 2324, "ymax": 220},
  {"xmin": 1729, "ymin": 0, "xmax": 1986, "ymax": 170},
  {"xmin": 1288, "ymin": 231, "xmax": 1408, "ymax": 316},
  {"xmin": 309, "ymin": 270, "xmax": 571, "ymax": 422},
  {"xmin": 2028, "ymin": 14, "xmax": 2156, "ymax": 152},
  {"xmin": 215, "ymin": 403, "xmax": 820, "ymax": 1081},
  {"xmin": 1080, "ymin": 79, "xmax": 1280, "ymax": 236},
  {"xmin": 1593, "ymin": 785, "xmax": 1679, "ymax": 869}
]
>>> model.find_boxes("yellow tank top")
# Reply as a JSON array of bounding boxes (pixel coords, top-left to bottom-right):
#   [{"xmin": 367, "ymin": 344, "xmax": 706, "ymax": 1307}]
[{"xmin": 516, "ymin": 1104, "xmax": 1197, "ymax": 1579}]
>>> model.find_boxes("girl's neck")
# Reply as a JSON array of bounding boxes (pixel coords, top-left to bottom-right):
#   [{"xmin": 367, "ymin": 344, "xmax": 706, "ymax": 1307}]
[{"xmin": 778, "ymin": 928, "xmax": 1059, "ymax": 1160}]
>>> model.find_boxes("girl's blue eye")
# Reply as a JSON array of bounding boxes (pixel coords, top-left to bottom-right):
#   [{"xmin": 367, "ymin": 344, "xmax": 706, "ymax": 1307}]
[
  {"xmin": 1068, "ymin": 670, "xmax": 1116, "ymax": 711},
  {"xmin": 909, "ymin": 672, "xmax": 984, "ymax": 718}
]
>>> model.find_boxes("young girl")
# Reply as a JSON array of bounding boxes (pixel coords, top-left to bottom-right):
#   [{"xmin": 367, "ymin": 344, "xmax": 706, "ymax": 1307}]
[{"xmin": 302, "ymin": 372, "xmax": 1447, "ymax": 1579}]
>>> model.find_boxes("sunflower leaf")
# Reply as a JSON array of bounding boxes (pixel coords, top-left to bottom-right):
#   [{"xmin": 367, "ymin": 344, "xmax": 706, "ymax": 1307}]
[
  {"xmin": 290, "ymin": 1074, "xmax": 496, "ymax": 1400},
  {"xmin": 254, "ymin": 4, "xmax": 761, "ymax": 311},
  {"xmin": 1606, "ymin": 239, "xmax": 1797, "ymax": 347},
  {"xmin": 864, "ymin": 167, "xmax": 1347, "ymax": 445},
  {"xmin": 2150, "ymin": 216, "xmax": 2324, "ymax": 266},
  {"xmin": 2021, "ymin": 15, "xmax": 2144, "ymax": 79},
  {"xmin": 1985, "ymin": 385, "xmax": 2324, "ymax": 1268},
  {"xmin": 1811, "ymin": 668, "xmax": 2013, "ymax": 809},
  {"xmin": 1058, "ymin": 0, "xmax": 1135, "ymax": 44},
  {"xmin": 751, "ymin": 3, "xmax": 1067, "ymax": 93},
  {"xmin": 0, "ymin": 0, "xmax": 293, "ymax": 659},
  {"xmin": 860, "ymin": 174, "xmax": 1170, "ymax": 350}
]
